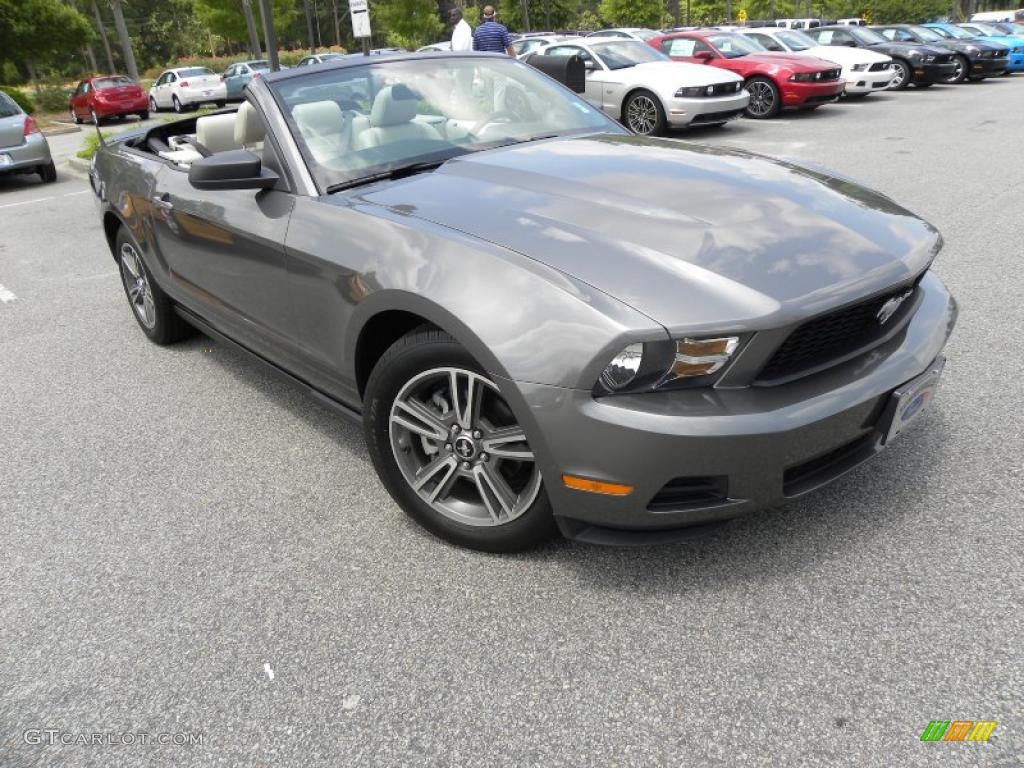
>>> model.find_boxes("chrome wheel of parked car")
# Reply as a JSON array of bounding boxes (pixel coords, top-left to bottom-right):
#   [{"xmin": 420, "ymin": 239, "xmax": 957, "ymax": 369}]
[
  {"xmin": 389, "ymin": 366, "xmax": 542, "ymax": 527},
  {"xmin": 891, "ymin": 59, "xmax": 911, "ymax": 89},
  {"xmin": 745, "ymin": 77, "xmax": 780, "ymax": 118},
  {"xmin": 149, "ymin": 96, "xmax": 158, "ymax": 113},
  {"xmin": 119, "ymin": 242, "xmax": 156, "ymax": 330},
  {"xmin": 947, "ymin": 55, "xmax": 968, "ymax": 84},
  {"xmin": 172, "ymin": 96, "xmax": 183, "ymax": 113},
  {"xmin": 623, "ymin": 90, "xmax": 665, "ymax": 135}
]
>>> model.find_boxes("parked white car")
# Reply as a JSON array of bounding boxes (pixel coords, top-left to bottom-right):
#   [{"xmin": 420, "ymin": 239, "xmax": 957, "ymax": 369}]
[
  {"xmin": 149, "ymin": 67, "xmax": 227, "ymax": 114},
  {"xmin": 538, "ymin": 38, "xmax": 748, "ymax": 134},
  {"xmin": 416, "ymin": 42, "xmax": 452, "ymax": 53},
  {"xmin": 585, "ymin": 28, "xmax": 661, "ymax": 42},
  {"xmin": 512, "ymin": 35, "xmax": 579, "ymax": 58},
  {"xmin": 737, "ymin": 27, "xmax": 894, "ymax": 96}
]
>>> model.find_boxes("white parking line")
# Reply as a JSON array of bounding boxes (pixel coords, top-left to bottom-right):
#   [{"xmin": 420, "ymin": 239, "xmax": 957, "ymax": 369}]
[
  {"xmin": 0, "ymin": 283, "xmax": 17, "ymax": 303},
  {"xmin": 63, "ymin": 190, "xmax": 91, "ymax": 197},
  {"xmin": 0, "ymin": 196, "xmax": 56, "ymax": 210}
]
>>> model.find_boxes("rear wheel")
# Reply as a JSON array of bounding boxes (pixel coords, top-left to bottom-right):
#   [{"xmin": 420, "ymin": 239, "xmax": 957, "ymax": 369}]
[
  {"xmin": 946, "ymin": 55, "xmax": 969, "ymax": 84},
  {"xmin": 88, "ymin": 107, "xmax": 100, "ymax": 125},
  {"xmin": 364, "ymin": 329, "xmax": 555, "ymax": 552},
  {"xmin": 149, "ymin": 96, "xmax": 159, "ymax": 113},
  {"xmin": 38, "ymin": 162, "xmax": 57, "ymax": 183},
  {"xmin": 172, "ymin": 95, "xmax": 184, "ymax": 113},
  {"xmin": 744, "ymin": 77, "xmax": 780, "ymax": 119},
  {"xmin": 137, "ymin": 111, "xmax": 149, "ymax": 121},
  {"xmin": 622, "ymin": 89, "xmax": 666, "ymax": 136},
  {"xmin": 69, "ymin": 106, "xmax": 81, "ymax": 124},
  {"xmin": 891, "ymin": 58, "xmax": 912, "ymax": 89},
  {"xmin": 115, "ymin": 227, "xmax": 193, "ymax": 345}
]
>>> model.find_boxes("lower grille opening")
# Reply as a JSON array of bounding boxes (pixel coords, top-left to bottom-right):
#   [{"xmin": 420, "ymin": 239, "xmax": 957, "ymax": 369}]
[
  {"xmin": 648, "ymin": 476, "xmax": 728, "ymax": 512},
  {"xmin": 692, "ymin": 108, "xmax": 744, "ymax": 124},
  {"xmin": 783, "ymin": 434, "xmax": 877, "ymax": 498}
]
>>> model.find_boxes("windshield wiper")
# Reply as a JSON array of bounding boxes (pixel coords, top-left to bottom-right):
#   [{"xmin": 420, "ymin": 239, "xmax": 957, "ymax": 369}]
[{"xmin": 326, "ymin": 160, "xmax": 447, "ymax": 193}]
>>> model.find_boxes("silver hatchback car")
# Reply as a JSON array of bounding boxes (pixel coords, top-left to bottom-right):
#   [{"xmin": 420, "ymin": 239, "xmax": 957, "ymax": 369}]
[{"xmin": 0, "ymin": 91, "xmax": 56, "ymax": 183}]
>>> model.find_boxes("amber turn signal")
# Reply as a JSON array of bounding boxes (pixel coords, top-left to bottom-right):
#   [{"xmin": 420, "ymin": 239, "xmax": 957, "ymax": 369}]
[{"xmin": 562, "ymin": 474, "xmax": 634, "ymax": 496}]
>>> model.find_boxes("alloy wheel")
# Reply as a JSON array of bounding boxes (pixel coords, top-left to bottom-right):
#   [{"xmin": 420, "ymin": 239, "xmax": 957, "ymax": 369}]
[
  {"xmin": 949, "ymin": 57, "xmax": 966, "ymax": 83},
  {"xmin": 388, "ymin": 367, "xmax": 541, "ymax": 527},
  {"xmin": 746, "ymin": 80, "xmax": 776, "ymax": 117},
  {"xmin": 893, "ymin": 60, "xmax": 910, "ymax": 88},
  {"xmin": 119, "ymin": 243, "xmax": 156, "ymax": 330},
  {"xmin": 626, "ymin": 94, "xmax": 659, "ymax": 134}
]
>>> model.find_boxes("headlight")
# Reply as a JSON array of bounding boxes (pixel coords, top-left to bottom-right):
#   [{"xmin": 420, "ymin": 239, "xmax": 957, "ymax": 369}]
[
  {"xmin": 790, "ymin": 72, "xmax": 814, "ymax": 82},
  {"xmin": 660, "ymin": 337, "xmax": 739, "ymax": 385},
  {"xmin": 595, "ymin": 336, "xmax": 742, "ymax": 395},
  {"xmin": 851, "ymin": 63, "xmax": 869, "ymax": 71},
  {"xmin": 599, "ymin": 343, "xmax": 644, "ymax": 390},
  {"xmin": 964, "ymin": 45, "xmax": 979, "ymax": 54},
  {"xmin": 906, "ymin": 48, "xmax": 924, "ymax": 59},
  {"xmin": 924, "ymin": 55, "xmax": 936, "ymax": 62}
]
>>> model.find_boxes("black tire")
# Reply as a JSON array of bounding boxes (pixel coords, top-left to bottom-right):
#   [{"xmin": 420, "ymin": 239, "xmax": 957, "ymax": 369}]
[
  {"xmin": 845, "ymin": 91, "xmax": 869, "ymax": 99},
  {"xmin": 364, "ymin": 328, "xmax": 556, "ymax": 552},
  {"xmin": 172, "ymin": 95, "xmax": 184, "ymax": 113},
  {"xmin": 137, "ymin": 111, "xmax": 149, "ymax": 121},
  {"xmin": 216, "ymin": 100, "xmax": 226, "ymax": 108},
  {"xmin": 115, "ymin": 227, "xmax": 193, "ymax": 345},
  {"xmin": 891, "ymin": 58, "xmax": 912, "ymax": 89},
  {"xmin": 38, "ymin": 162, "xmax": 57, "ymax": 183},
  {"xmin": 744, "ymin": 76, "xmax": 781, "ymax": 119},
  {"xmin": 946, "ymin": 55, "xmax": 969, "ymax": 84},
  {"xmin": 149, "ymin": 96, "xmax": 159, "ymax": 113},
  {"xmin": 621, "ymin": 89, "xmax": 667, "ymax": 136}
]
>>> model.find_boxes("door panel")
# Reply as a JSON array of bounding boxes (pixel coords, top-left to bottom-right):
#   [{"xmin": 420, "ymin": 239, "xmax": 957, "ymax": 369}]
[{"xmin": 149, "ymin": 166, "xmax": 297, "ymax": 358}]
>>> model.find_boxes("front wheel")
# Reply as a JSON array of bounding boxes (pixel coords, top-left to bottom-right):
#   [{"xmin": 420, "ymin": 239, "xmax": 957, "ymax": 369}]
[
  {"xmin": 622, "ymin": 89, "xmax": 666, "ymax": 136},
  {"xmin": 744, "ymin": 77, "xmax": 781, "ymax": 119},
  {"xmin": 946, "ymin": 55, "xmax": 969, "ymax": 84},
  {"xmin": 70, "ymin": 107, "xmax": 81, "ymax": 124},
  {"xmin": 364, "ymin": 329, "xmax": 555, "ymax": 552},
  {"xmin": 891, "ymin": 59, "xmax": 912, "ymax": 89},
  {"xmin": 137, "ymin": 111, "xmax": 149, "ymax": 121},
  {"xmin": 116, "ymin": 227, "xmax": 193, "ymax": 344}
]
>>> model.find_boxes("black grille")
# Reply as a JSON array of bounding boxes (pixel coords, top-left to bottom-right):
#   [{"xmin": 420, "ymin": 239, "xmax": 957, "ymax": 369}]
[
  {"xmin": 648, "ymin": 476, "xmax": 728, "ymax": 512},
  {"xmin": 869, "ymin": 61, "xmax": 890, "ymax": 71},
  {"xmin": 783, "ymin": 434, "xmax": 877, "ymax": 497},
  {"xmin": 708, "ymin": 81, "xmax": 742, "ymax": 96},
  {"xmin": 757, "ymin": 280, "xmax": 921, "ymax": 384},
  {"xmin": 805, "ymin": 93, "xmax": 840, "ymax": 104},
  {"xmin": 825, "ymin": 68, "xmax": 842, "ymax": 80},
  {"xmin": 691, "ymin": 108, "xmax": 744, "ymax": 123}
]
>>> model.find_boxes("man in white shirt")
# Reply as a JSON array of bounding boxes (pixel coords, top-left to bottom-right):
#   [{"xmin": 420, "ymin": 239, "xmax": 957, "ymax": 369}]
[{"xmin": 450, "ymin": 8, "xmax": 473, "ymax": 51}]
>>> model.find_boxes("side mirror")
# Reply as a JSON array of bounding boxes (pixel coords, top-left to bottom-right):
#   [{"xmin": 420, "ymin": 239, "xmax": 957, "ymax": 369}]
[
  {"xmin": 694, "ymin": 50, "xmax": 714, "ymax": 62},
  {"xmin": 188, "ymin": 149, "xmax": 279, "ymax": 191}
]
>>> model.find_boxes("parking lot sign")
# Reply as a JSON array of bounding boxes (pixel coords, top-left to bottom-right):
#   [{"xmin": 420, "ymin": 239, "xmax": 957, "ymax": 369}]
[{"xmin": 349, "ymin": 0, "xmax": 371, "ymax": 38}]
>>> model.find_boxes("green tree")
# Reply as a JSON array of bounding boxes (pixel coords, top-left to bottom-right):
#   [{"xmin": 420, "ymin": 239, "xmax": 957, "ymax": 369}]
[
  {"xmin": 0, "ymin": 0, "xmax": 92, "ymax": 86},
  {"xmin": 596, "ymin": 0, "xmax": 663, "ymax": 27},
  {"xmin": 194, "ymin": 0, "xmax": 296, "ymax": 46},
  {"xmin": 371, "ymin": 0, "xmax": 443, "ymax": 49}
]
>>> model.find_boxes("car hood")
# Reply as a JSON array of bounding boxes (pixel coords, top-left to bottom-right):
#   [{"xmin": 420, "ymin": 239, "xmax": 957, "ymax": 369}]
[
  {"xmin": 617, "ymin": 61, "xmax": 741, "ymax": 85},
  {"xmin": 807, "ymin": 45, "xmax": 889, "ymax": 64},
  {"xmin": 744, "ymin": 52, "xmax": 842, "ymax": 69},
  {"xmin": 353, "ymin": 135, "xmax": 939, "ymax": 333},
  {"xmin": 868, "ymin": 41, "xmax": 951, "ymax": 57}
]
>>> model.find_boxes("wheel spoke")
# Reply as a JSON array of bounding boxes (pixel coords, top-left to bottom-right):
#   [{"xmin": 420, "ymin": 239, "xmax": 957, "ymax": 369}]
[
  {"xmin": 413, "ymin": 454, "xmax": 459, "ymax": 500},
  {"xmin": 482, "ymin": 426, "xmax": 533, "ymax": 461},
  {"xmin": 141, "ymin": 292, "xmax": 156, "ymax": 327},
  {"xmin": 449, "ymin": 369, "xmax": 480, "ymax": 429},
  {"xmin": 121, "ymin": 249, "xmax": 139, "ymax": 279},
  {"xmin": 472, "ymin": 463, "xmax": 517, "ymax": 522},
  {"xmin": 392, "ymin": 397, "xmax": 448, "ymax": 441}
]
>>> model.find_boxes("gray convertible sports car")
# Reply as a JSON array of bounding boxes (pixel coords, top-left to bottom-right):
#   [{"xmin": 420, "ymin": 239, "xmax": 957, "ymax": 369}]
[{"xmin": 90, "ymin": 52, "xmax": 957, "ymax": 551}]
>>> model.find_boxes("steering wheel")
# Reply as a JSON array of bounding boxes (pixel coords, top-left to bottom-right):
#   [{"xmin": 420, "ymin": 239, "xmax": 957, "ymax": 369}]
[{"xmin": 470, "ymin": 109, "xmax": 520, "ymax": 137}]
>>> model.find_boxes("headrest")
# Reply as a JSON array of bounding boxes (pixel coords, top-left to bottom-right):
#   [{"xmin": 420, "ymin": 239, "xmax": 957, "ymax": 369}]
[
  {"xmin": 195, "ymin": 113, "xmax": 240, "ymax": 154},
  {"xmin": 234, "ymin": 101, "xmax": 266, "ymax": 145},
  {"xmin": 370, "ymin": 85, "xmax": 419, "ymax": 128},
  {"xmin": 293, "ymin": 100, "xmax": 344, "ymax": 136}
]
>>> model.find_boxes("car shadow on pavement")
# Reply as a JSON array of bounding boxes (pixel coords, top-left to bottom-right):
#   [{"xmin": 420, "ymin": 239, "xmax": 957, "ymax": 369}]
[{"xmin": 185, "ymin": 326, "xmax": 955, "ymax": 583}]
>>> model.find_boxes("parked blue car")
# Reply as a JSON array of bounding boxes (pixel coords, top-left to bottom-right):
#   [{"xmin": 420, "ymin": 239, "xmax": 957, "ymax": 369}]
[
  {"xmin": 220, "ymin": 60, "xmax": 272, "ymax": 101},
  {"xmin": 924, "ymin": 23, "xmax": 1024, "ymax": 72}
]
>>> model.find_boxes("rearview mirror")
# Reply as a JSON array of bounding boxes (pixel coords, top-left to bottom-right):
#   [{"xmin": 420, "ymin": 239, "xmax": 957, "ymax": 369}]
[
  {"xmin": 694, "ymin": 50, "xmax": 714, "ymax": 62},
  {"xmin": 188, "ymin": 149, "xmax": 279, "ymax": 191}
]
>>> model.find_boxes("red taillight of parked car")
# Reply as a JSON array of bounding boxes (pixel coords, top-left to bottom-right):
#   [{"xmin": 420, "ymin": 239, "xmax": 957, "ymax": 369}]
[
  {"xmin": 252, "ymin": 72, "xmax": 262, "ymax": 79},
  {"xmin": 179, "ymin": 81, "xmax": 189, "ymax": 88},
  {"xmin": 24, "ymin": 116, "xmax": 40, "ymax": 136}
]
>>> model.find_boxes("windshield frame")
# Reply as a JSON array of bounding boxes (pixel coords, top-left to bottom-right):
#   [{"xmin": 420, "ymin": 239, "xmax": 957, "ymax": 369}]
[
  {"xmin": 908, "ymin": 25, "xmax": 944, "ymax": 43},
  {"xmin": 847, "ymin": 26, "xmax": 889, "ymax": 45},
  {"xmin": 266, "ymin": 55, "xmax": 625, "ymax": 194},
  {"xmin": 969, "ymin": 21, "xmax": 1006, "ymax": 35},
  {"xmin": 934, "ymin": 24, "xmax": 972, "ymax": 39},
  {"xmin": 589, "ymin": 40, "xmax": 669, "ymax": 69},
  {"xmin": 707, "ymin": 32, "xmax": 766, "ymax": 57},
  {"xmin": 775, "ymin": 29, "xmax": 817, "ymax": 50},
  {"xmin": 177, "ymin": 67, "xmax": 216, "ymax": 78}
]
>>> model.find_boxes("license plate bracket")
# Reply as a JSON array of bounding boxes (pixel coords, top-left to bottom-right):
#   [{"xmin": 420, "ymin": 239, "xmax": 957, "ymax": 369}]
[{"xmin": 883, "ymin": 357, "xmax": 945, "ymax": 444}]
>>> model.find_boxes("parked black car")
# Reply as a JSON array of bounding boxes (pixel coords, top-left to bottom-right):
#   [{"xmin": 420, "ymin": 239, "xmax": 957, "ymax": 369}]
[
  {"xmin": 872, "ymin": 24, "xmax": 1009, "ymax": 82},
  {"xmin": 806, "ymin": 25, "xmax": 957, "ymax": 88}
]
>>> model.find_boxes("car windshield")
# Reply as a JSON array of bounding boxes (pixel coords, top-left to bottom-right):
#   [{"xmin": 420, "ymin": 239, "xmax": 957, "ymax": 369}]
[
  {"xmin": 909, "ymin": 26, "xmax": 943, "ymax": 42},
  {"xmin": 971, "ymin": 22, "xmax": 1005, "ymax": 35},
  {"xmin": 630, "ymin": 29, "xmax": 659, "ymax": 41},
  {"xmin": 937, "ymin": 25, "xmax": 972, "ymax": 39},
  {"xmin": 998, "ymin": 22, "xmax": 1024, "ymax": 34},
  {"xmin": 776, "ymin": 30, "xmax": 817, "ymax": 50},
  {"xmin": 707, "ymin": 33, "xmax": 766, "ymax": 57},
  {"xmin": 94, "ymin": 76, "xmax": 134, "ymax": 89},
  {"xmin": 179, "ymin": 67, "xmax": 215, "ymax": 78},
  {"xmin": 848, "ymin": 26, "xmax": 888, "ymax": 45},
  {"xmin": 270, "ymin": 56, "xmax": 619, "ymax": 191},
  {"xmin": 0, "ymin": 92, "xmax": 20, "ymax": 117},
  {"xmin": 591, "ymin": 40, "xmax": 667, "ymax": 68}
]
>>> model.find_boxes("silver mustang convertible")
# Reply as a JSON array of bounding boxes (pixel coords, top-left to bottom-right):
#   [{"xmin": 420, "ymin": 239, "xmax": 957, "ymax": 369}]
[{"xmin": 90, "ymin": 52, "xmax": 957, "ymax": 551}]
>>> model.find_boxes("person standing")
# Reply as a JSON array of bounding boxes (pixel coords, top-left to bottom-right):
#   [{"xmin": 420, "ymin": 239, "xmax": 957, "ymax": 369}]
[
  {"xmin": 472, "ymin": 5, "xmax": 515, "ymax": 56},
  {"xmin": 450, "ymin": 8, "xmax": 473, "ymax": 52}
]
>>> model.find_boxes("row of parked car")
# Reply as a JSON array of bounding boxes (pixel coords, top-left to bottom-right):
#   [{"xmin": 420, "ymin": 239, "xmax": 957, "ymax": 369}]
[{"xmin": 417, "ymin": 20, "xmax": 1024, "ymax": 134}]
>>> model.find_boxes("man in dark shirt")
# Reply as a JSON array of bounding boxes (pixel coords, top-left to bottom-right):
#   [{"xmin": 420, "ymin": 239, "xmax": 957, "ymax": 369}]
[{"xmin": 472, "ymin": 5, "xmax": 515, "ymax": 56}]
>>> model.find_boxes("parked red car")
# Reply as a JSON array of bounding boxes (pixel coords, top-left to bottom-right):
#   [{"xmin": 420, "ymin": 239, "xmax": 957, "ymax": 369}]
[
  {"xmin": 647, "ymin": 31, "xmax": 846, "ymax": 118},
  {"xmin": 69, "ymin": 76, "xmax": 149, "ymax": 124}
]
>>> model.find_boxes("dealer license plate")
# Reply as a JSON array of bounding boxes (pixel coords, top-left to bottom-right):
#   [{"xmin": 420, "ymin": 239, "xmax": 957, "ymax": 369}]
[{"xmin": 884, "ymin": 358, "xmax": 945, "ymax": 444}]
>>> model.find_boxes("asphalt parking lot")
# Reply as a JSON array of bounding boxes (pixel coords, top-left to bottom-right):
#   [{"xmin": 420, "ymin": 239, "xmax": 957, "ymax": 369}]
[{"xmin": 1, "ymin": 78, "xmax": 1022, "ymax": 767}]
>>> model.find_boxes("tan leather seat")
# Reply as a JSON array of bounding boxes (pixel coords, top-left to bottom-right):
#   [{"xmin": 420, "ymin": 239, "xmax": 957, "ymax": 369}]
[
  {"xmin": 292, "ymin": 100, "xmax": 347, "ymax": 164},
  {"xmin": 353, "ymin": 86, "xmax": 440, "ymax": 151},
  {"xmin": 234, "ymin": 101, "xmax": 266, "ymax": 151},
  {"xmin": 195, "ymin": 112, "xmax": 241, "ymax": 154}
]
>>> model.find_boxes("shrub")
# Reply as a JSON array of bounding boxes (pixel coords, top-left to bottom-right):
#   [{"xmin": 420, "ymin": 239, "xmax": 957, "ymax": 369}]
[
  {"xmin": 77, "ymin": 130, "xmax": 111, "ymax": 160},
  {"xmin": 35, "ymin": 86, "xmax": 72, "ymax": 114},
  {"xmin": 0, "ymin": 86, "xmax": 35, "ymax": 114}
]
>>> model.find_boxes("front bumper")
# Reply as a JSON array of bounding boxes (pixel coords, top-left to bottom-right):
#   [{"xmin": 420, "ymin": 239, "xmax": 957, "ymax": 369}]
[
  {"xmin": 0, "ymin": 132, "xmax": 52, "ymax": 173},
  {"xmin": 510, "ymin": 271, "xmax": 957, "ymax": 543},
  {"xmin": 844, "ymin": 67, "xmax": 895, "ymax": 93},
  {"xmin": 913, "ymin": 61, "xmax": 956, "ymax": 83},
  {"xmin": 781, "ymin": 80, "xmax": 845, "ymax": 107},
  {"xmin": 970, "ymin": 56, "xmax": 1009, "ymax": 76},
  {"xmin": 667, "ymin": 92, "xmax": 750, "ymax": 126}
]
